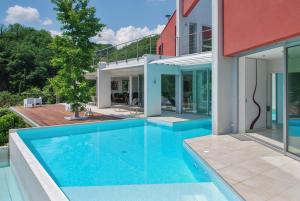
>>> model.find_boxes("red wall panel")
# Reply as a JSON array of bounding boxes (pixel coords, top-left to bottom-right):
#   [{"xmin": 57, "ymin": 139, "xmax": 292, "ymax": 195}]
[
  {"xmin": 183, "ymin": 0, "xmax": 200, "ymax": 17},
  {"xmin": 224, "ymin": 0, "xmax": 300, "ymax": 56},
  {"xmin": 156, "ymin": 12, "xmax": 176, "ymax": 56}
]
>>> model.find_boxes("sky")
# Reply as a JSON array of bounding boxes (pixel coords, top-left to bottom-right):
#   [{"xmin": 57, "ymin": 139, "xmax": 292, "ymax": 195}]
[{"xmin": 0, "ymin": 0, "xmax": 175, "ymax": 45}]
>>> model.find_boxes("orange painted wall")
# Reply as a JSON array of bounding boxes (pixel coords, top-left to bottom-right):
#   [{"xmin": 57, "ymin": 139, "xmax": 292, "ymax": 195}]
[
  {"xmin": 183, "ymin": 0, "xmax": 200, "ymax": 17},
  {"xmin": 224, "ymin": 0, "xmax": 300, "ymax": 56},
  {"xmin": 156, "ymin": 12, "xmax": 176, "ymax": 56}
]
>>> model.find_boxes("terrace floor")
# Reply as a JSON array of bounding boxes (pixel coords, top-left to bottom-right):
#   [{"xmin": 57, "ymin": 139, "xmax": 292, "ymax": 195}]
[
  {"xmin": 12, "ymin": 104, "xmax": 120, "ymax": 127},
  {"xmin": 186, "ymin": 135, "xmax": 300, "ymax": 201}
]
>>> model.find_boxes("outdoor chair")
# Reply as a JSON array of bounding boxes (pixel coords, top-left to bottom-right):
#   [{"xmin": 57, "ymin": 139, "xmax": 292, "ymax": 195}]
[
  {"xmin": 24, "ymin": 98, "xmax": 35, "ymax": 108},
  {"xmin": 24, "ymin": 97, "xmax": 42, "ymax": 108}
]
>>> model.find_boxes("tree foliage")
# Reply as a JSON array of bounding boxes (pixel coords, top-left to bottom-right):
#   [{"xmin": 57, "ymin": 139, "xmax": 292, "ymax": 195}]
[
  {"xmin": 50, "ymin": 0, "xmax": 104, "ymax": 117},
  {"xmin": 0, "ymin": 24, "xmax": 57, "ymax": 93}
]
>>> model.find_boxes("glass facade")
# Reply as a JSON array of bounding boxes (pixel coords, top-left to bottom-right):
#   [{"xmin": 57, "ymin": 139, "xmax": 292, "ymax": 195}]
[
  {"xmin": 182, "ymin": 69, "xmax": 211, "ymax": 115},
  {"xmin": 161, "ymin": 75, "xmax": 176, "ymax": 111},
  {"xmin": 287, "ymin": 45, "xmax": 300, "ymax": 156}
]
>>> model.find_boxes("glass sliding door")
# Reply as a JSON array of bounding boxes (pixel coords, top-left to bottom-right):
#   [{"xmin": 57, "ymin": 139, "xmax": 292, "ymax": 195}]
[
  {"xmin": 182, "ymin": 72, "xmax": 194, "ymax": 112},
  {"xmin": 161, "ymin": 75, "xmax": 176, "ymax": 111},
  {"xmin": 182, "ymin": 69, "xmax": 211, "ymax": 115},
  {"xmin": 138, "ymin": 75, "xmax": 144, "ymax": 107},
  {"xmin": 287, "ymin": 45, "xmax": 300, "ymax": 156},
  {"xmin": 196, "ymin": 70, "xmax": 211, "ymax": 115}
]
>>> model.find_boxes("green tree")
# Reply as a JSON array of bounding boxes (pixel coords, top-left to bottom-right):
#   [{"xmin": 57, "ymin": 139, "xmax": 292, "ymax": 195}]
[
  {"xmin": 0, "ymin": 24, "xmax": 55, "ymax": 93},
  {"xmin": 50, "ymin": 0, "xmax": 104, "ymax": 118}
]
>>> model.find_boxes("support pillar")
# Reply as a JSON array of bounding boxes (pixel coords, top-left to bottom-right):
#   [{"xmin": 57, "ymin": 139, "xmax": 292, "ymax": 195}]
[{"xmin": 129, "ymin": 75, "xmax": 133, "ymax": 105}]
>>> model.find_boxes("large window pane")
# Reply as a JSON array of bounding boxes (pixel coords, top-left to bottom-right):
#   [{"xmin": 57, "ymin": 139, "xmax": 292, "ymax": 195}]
[
  {"xmin": 161, "ymin": 75, "xmax": 176, "ymax": 111},
  {"xmin": 182, "ymin": 72, "xmax": 194, "ymax": 112},
  {"xmin": 182, "ymin": 70, "xmax": 211, "ymax": 115},
  {"xmin": 287, "ymin": 45, "xmax": 300, "ymax": 156}
]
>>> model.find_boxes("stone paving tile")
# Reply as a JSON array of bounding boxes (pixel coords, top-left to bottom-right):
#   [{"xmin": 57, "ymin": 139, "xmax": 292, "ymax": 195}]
[{"xmin": 186, "ymin": 134, "xmax": 300, "ymax": 201}]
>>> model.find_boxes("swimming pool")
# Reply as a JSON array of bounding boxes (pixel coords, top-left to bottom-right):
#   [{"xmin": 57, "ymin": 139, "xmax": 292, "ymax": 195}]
[{"xmin": 16, "ymin": 119, "xmax": 243, "ymax": 201}]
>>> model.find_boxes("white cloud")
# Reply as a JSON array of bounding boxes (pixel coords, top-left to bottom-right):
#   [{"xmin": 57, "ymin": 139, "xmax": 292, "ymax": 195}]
[
  {"xmin": 5, "ymin": 5, "xmax": 40, "ymax": 24},
  {"xmin": 42, "ymin": 18, "xmax": 53, "ymax": 26},
  {"xmin": 91, "ymin": 24, "xmax": 165, "ymax": 46},
  {"xmin": 5, "ymin": 5, "xmax": 53, "ymax": 26},
  {"xmin": 50, "ymin": 30, "xmax": 62, "ymax": 37}
]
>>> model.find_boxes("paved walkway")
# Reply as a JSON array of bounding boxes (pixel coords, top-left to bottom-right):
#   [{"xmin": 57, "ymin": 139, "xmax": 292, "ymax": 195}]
[{"xmin": 186, "ymin": 135, "xmax": 300, "ymax": 201}]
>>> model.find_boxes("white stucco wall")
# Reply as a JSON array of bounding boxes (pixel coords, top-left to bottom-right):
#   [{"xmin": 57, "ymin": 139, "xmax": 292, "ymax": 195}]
[
  {"xmin": 97, "ymin": 67, "xmax": 111, "ymax": 108},
  {"xmin": 212, "ymin": 0, "xmax": 238, "ymax": 135},
  {"xmin": 144, "ymin": 63, "xmax": 180, "ymax": 116}
]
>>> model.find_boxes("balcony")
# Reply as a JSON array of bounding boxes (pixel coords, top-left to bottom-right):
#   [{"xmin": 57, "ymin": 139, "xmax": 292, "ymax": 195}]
[{"xmin": 94, "ymin": 28, "xmax": 212, "ymax": 67}]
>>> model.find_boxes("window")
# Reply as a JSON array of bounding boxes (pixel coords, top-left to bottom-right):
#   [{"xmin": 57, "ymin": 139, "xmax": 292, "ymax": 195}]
[
  {"xmin": 202, "ymin": 26, "xmax": 212, "ymax": 52},
  {"xmin": 189, "ymin": 23, "xmax": 197, "ymax": 54}
]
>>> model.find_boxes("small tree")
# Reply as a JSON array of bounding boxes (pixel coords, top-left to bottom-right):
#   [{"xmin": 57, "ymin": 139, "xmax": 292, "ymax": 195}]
[{"xmin": 50, "ymin": 0, "xmax": 104, "ymax": 118}]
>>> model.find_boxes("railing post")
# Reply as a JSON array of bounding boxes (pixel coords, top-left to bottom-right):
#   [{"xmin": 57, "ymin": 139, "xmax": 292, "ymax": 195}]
[
  {"xmin": 125, "ymin": 42, "xmax": 128, "ymax": 62},
  {"xmin": 136, "ymin": 40, "xmax": 139, "ymax": 60},
  {"xmin": 115, "ymin": 46, "xmax": 118, "ymax": 64},
  {"xmin": 149, "ymin": 36, "xmax": 152, "ymax": 54},
  {"xmin": 106, "ymin": 49, "xmax": 108, "ymax": 64}
]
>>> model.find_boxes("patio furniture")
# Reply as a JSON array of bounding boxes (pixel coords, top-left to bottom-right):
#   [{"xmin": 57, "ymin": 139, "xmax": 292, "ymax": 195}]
[
  {"xmin": 24, "ymin": 97, "xmax": 42, "ymax": 108},
  {"xmin": 34, "ymin": 97, "xmax": 42, "ymax": 106},
  {"xmin": 24, "ymin": 98, "xmax": 34, "ymax": 108},
  {"xmin": 65, "ymin": 104, "xmax": 72, "ymax": 112}
]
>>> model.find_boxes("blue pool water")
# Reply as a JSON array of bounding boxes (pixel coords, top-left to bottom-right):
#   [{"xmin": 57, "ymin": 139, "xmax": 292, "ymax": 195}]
[{"xmin": 18, "ymin": 119, "xmax": 242, "ymax": 201}]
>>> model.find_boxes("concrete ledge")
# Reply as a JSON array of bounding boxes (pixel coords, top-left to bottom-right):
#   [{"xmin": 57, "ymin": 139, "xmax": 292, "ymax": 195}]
[{"xmin": 9, "ymin": 132, "xmax": 68, "ymax": 201}]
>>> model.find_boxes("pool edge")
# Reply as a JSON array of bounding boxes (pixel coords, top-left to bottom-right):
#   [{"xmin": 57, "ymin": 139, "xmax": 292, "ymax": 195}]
[
  {"xmin": 184, "ymin": 142, "xmax": 246, "ymax": 201},
  {"xmin": 9, "ymin": 131, "xmax": 69, "ymax": 201}
]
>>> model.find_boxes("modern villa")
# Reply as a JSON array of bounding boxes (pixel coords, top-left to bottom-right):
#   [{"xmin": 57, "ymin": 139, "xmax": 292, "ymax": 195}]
[
  {"xmin": 96, "ymin": 0, "xmax": 212, "ymax": 117},
  {"xmin": 96, "ymin": 0, "xmax": 300, "ymax": 157},
  {"xmin": 5, "ymin": 0, "xmax": 300, "ymax": 201}
]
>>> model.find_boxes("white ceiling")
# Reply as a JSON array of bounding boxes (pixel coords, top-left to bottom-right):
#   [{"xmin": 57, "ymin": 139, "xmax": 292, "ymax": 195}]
[{"xmin": 247, "ymin": 47, "xmax": 284, "ymax": 60}]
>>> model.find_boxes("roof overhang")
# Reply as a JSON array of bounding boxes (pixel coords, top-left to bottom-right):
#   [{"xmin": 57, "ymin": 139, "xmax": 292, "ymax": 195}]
[{"xmin": 149, "ymin": 52, "xmax": 212, "ymax": 67}]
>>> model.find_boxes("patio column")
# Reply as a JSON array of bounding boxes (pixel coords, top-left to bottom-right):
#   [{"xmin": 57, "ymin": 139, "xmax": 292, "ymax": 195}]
[
  {"xmin": 97, "ymin": 65, "xmax": 111, "ymax": 108},
  {"xmin": 212, "ymin": 0, "xmax": 238, "ymax": 134},
  {"xmin": 129, "ymin": 75, "xmax": 133, "ymax": 105}
]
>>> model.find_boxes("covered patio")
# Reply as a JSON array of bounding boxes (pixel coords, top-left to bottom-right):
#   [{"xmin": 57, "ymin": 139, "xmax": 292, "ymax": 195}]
[{"xmin": 97, "ymin": 59, "xmax": 145, "ymax": 110}]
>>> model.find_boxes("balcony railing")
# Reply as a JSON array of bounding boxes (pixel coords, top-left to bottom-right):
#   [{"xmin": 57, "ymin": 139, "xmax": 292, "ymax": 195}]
[
  {"xmin": 95, "ymin": 34, "xmax": 158, "ymax": 65},
  {"xmin": 94, "ymin": 28, "xmax": 212, "ymax": 65}
]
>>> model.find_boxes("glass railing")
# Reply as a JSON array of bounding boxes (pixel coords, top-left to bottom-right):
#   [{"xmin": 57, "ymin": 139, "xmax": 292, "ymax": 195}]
[
  {"xmin": 95, "ymin": 34, "xmax": 158, "ymax": 65},
  {"xmin": 94, "ymin": 28, "xmax": 212, "ymax": 65}
]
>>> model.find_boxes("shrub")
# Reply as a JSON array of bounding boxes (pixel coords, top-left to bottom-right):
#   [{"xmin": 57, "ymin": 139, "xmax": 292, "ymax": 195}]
[
  {"xmin": 0, "ymin": 91, "xmax": 24, "ymax": 108},
  {"xmin": 0, "ymin": 109, "xmax": 29, "ymax": 146}
]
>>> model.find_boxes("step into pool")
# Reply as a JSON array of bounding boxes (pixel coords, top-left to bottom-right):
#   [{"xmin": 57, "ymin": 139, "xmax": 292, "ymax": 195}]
[{"xmin": 15, "ymin": 119, "xmax": 243, "ymax": 201}]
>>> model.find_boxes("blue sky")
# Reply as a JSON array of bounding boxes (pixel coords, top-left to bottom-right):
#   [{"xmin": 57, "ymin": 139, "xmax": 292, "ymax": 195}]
[{"xmin": 0, "ymin": 0, "xmax": 175, "ymax": 44}]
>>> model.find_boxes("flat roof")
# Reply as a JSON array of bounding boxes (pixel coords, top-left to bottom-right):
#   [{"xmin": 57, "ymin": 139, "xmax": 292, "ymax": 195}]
[{"xmin": 150, "ymin": 52, "xmax": 212, "ymax": 66}]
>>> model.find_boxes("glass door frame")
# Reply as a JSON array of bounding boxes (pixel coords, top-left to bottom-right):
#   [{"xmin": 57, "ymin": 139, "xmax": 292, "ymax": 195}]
[{"xmin": 284, "ymin": 40, "xmax": 300, "ymax": 160}]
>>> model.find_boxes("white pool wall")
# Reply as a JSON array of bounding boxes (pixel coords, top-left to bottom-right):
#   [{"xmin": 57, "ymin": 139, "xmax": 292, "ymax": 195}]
[{"xmin": 9, "ymin": 132, "xmax": 69, "ymax": 201}]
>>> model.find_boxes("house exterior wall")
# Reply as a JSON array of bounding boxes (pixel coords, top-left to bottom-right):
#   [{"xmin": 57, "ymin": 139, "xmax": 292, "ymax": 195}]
[
  {"xmin": 212, "ymin": 0, "xmax": 238, "ymax": 135},
  {"xmin": 224, "ymin": 0, "xmax": 300, "ymax": 56},
  {"xmin": 156, "ymin": 12, "xmax": 177, "ymax": 56},
  {"xmin": 178, "ymin": 0, "xmax": 212, "ymax": 55},
  {"xmin": 157, "ymin": 0, "xmax": 211, "ymax": 56}
]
